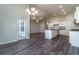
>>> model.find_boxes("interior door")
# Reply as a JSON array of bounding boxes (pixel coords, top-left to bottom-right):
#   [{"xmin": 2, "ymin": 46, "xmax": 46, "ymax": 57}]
[{"xmin": 18, "ymin": 19, "xmax": 26, "ymax": 39}]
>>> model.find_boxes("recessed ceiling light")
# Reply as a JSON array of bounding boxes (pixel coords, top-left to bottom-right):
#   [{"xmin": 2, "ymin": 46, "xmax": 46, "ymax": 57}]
[
  {"xmin": 64, "ymin": 12, "xmax": 66, "ymax": 15},
  {"xmin": 53, "ymin": 14, "xmax": 56, "ymax": 16},
  {"xmin": 31, "ymin": 8, "xmax": 35, "ymax": 11},
  {"xmin": 46, "ymin": 22, "xmax": 49, "ymax": 25},
  {"xmin": 61, "ymin": 9, "xmax": 64, "ymax": 12},
  {"xmin": 59, "ymin": 5, "xmax": 62, "ymax": 8}
]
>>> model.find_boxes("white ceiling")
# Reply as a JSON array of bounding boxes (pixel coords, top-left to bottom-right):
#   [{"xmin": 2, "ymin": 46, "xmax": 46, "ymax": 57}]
[{"xmin": 32, "ymin": 4, "xmax": 79, "ymax": 17}]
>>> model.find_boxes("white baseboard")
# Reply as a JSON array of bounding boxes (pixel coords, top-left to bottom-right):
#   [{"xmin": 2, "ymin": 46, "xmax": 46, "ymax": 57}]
[{"xmin": 0, "ymin": 40, "xmax": 18, "ymax": 45}]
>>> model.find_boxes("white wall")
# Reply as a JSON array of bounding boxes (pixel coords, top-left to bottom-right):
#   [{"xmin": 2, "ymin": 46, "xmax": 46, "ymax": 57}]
[
  {"xmin": 30, "ymin": 20, "xmax": 45, "ymax": 33},
  {"xmin": 30, "ymin": 20, "xmax": 40, "ymax": 33},
  {"xmin": 39, "ymin": 21, "xmax": 45, "ymax": 33},
  {"xmin": 0, "ymin": 5, "xmax": 30, "ymax": 45}
]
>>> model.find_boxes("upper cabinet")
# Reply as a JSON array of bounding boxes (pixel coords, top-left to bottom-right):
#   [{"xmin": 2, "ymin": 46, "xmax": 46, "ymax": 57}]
[
  {"xmin": 74, "ymin": 10, "xmax": 76, "ymax": 20},
  {"xmin": 76, "ymin": 7, "xmax": 79, "ymax": 23},
  {"xmin": 74, "ymin": 7, "xmax": 79, "ymax": 23}
]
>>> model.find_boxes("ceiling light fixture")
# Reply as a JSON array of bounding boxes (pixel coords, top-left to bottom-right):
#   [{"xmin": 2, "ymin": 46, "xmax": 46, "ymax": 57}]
[
  {"xmin": 31, "ymin": 8, "xmax": 35, "ymax": 11},
  {"xmin": 26, "ymin": 5, "xmax": 39, "ymax": 23},
  {"xmin": 26, "ymin": 7, "xmax": 38, "ymax": 16},
  {"xmin": 59, "ymin": 5, "xmax": 62, "ymax": 8},
  {"xmin": 35, "ymin": 11, "xmax": 38, "ymax": 14}
]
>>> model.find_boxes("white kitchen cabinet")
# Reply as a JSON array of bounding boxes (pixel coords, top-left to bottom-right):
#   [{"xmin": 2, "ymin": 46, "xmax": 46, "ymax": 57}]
[
  {"xmin": 76, "ymin": 7, "xmax": 79, "ymax": 23},
  {"xmin": 74, "ymin": 7, "xmax": 79, "ymax": 23}
]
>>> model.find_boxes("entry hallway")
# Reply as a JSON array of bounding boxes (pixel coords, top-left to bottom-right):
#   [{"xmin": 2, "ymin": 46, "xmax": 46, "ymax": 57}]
[{"xmin": 0, "ymin": 33, "xmax": 78, "ymax": 55}]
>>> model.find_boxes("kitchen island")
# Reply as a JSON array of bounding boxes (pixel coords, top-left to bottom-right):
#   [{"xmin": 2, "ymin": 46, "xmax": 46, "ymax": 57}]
[
  {"xmin": 45, "ymin": 30, "xmax": 57, "ymax": 39},
  {"xmin": 69, "ymin": 29, "xmax": 79, "ymax": 47}
]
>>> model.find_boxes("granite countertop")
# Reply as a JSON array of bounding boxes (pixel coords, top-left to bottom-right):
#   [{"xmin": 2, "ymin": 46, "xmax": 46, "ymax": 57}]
[{"xmin": 71, "ymin": 29, "xmax": 79, "ymax": 31}]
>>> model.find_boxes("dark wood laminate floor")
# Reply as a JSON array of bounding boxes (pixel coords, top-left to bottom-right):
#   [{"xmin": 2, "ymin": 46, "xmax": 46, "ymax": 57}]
[{"xmin": 0, "ymin": 33, "xmax": 75, "ymax": 55}]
